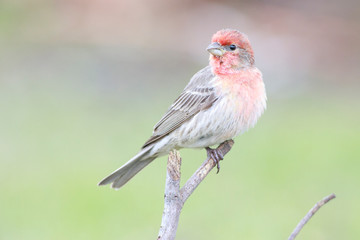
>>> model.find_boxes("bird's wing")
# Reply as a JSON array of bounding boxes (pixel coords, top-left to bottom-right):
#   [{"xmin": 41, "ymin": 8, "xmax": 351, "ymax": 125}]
[{"xmin": 142, "ymin": 66, "xmax": 218, "ymax": 148}]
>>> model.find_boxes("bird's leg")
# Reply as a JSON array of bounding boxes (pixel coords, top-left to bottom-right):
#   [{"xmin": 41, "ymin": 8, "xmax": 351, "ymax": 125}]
[{"xmin": 205, "ymin": 146, "xmax": 225, "ymax": 174}]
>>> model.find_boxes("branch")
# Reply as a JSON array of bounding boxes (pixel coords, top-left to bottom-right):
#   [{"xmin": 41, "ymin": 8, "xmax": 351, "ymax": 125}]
[
  {"xmin": 180, "ymin": 140, "xmax": 234, "ymax": 202},
  {"xmin": 157, "ymin": 142, "xmax": 336, "ymax": 240},
  {"xmin": 157, "ymin": 140, "xmax": 234, "ymax": 240},
  {"xmin": 288, "ymin": 193, "xmax": 336, "ymax": 240},
  {"xmin": 158, "ymin": 150, "xmax": 183, "ymax": 240}
]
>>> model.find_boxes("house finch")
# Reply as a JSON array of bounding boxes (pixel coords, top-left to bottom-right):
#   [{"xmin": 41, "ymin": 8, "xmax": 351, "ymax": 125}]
[{"xmin": 98, "ymin": 29, "xmax": 267, "ymax": 189}]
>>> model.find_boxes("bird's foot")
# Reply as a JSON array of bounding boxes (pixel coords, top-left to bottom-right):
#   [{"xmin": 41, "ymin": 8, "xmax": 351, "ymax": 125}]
[{"xmin": 206, "ymin": 146, "xmax": 224, "ymax": 174}]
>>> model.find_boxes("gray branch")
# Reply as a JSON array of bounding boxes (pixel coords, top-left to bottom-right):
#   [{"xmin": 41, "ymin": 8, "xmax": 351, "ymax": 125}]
[
  {"xmin": 157, "ymin": 140, "xmax": 234, "ymax": 240},
  {"xmin": 157, "ymin": 151, "xmax": 183, "ymax": 240},
  {"xmin": 180, "ymin": 140, "xmax": 234, "ymax": 202},
  {"xmin": 288, "ymin": 193, "xmax": 336, "ymax": 240},
  {"xmin": 157, "ymin": 143, "xmax": 336, "ymax": 240}
]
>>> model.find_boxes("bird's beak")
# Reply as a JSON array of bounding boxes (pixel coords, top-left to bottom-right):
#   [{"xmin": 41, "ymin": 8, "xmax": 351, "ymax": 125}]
[{"xmin": 207, "ymin": 42, "xmax": 225, "ymax": 56}]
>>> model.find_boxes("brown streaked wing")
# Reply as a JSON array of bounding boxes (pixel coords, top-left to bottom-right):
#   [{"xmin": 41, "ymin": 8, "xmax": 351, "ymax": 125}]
[{"xmin": 142, "ymin": 66, "xmax": 217, "ymax": 148}]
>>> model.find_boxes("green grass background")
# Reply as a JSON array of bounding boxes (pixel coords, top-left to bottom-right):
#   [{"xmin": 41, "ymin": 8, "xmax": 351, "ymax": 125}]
[
  {"xmin": 0, "ymin": 72, "xmax": 359, "ymax": 239},
  {"xmin": 1, "ymin": 0, "xmax": 359, "ymax": 238}
]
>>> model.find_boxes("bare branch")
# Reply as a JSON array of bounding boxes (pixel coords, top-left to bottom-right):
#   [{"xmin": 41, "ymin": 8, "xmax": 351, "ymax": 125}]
[
  {"xmin": 158, "ymin": 150, "xmax": 183, "ymax": 240},
  {"xmin": 158, "ymin": 140, "xmax": 234, "ymax": 239},
  {"xmin": 288, "ymin": 193, "xmax": 336, "ymax": 240},
  {"xmin": 157, "ymin": 142, "xmax": 336, "ymax": 240},
  {"xmin": 180, "ymin": 140, "xmax": 234, "ymax": 202}
]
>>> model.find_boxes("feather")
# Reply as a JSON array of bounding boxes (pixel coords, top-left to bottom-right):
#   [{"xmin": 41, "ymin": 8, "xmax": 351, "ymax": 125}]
[
  {"xmin": 142, "ymin": 66, "xmax": 218, "ymax": 148},
  {"xmin": 98, "ymin": 146, "xmax": 155, "ymax": 189}
]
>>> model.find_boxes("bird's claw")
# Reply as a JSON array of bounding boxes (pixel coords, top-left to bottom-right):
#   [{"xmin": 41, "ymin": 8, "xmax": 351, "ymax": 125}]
[{"xmin": 206, "ymin": 147, "xmax": 224, "ymax": 174}]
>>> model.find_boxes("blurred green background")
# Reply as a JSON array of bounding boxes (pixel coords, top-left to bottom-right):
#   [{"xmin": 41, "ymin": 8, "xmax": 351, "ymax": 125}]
[{"xmin": 1, "ymin": 0, "xmax": 359, "ymax": 239}]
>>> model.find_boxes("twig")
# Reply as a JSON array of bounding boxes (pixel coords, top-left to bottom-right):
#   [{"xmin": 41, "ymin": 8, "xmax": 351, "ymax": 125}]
[
  {"xmin": 288, "ymin": 193, "xmax": 336, "ymax": 240},
  {"xmin": 180, "ymin": 140, "xmax": 234, "ymax": 202},
  {"xmin": 157, "ymin": 140, "xmax": 234, "ymax": 240},
  {"xmin": 157, "ymin": 151, "xmax": 183, "ymax": 240}
]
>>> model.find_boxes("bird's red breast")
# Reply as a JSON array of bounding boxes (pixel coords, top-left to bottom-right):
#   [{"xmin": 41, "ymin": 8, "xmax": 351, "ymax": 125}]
[{"xmin": 216, "ymin": 68, "xmax": 266, "ymax": 128}]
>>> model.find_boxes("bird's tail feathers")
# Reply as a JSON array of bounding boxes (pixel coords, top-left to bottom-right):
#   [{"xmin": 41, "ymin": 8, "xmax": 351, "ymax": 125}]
[{"xmin": 98, "ymin": 146, "xmax": 156, "ymax": 189}]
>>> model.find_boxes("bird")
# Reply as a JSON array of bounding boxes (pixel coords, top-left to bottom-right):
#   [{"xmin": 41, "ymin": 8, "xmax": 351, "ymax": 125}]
[{"xmin": 98, "ymin": 29, "xmax": 267, "ymax": 189}]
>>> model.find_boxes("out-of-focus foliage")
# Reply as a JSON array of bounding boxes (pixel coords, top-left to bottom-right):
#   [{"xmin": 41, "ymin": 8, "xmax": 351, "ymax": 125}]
[{"xmin": 0, "ymin": 0, "xmax": 359, "ymax": 239}]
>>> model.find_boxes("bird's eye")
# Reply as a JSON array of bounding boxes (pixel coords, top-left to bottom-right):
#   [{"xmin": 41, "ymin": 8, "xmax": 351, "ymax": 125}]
[{"xmin": 229, "ymin": 45, "xmax": 237, "ymax": 51}]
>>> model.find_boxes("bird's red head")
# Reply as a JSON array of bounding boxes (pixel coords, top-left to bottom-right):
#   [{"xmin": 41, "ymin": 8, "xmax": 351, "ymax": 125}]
[{"xmin": 208, "ymin": 29, "xmax": 255, "ymax": 75}]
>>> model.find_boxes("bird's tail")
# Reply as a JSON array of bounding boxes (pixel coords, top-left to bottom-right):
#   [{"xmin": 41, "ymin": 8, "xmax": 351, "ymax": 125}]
[{"xmin": 98, "ymin": 146, "xmax": 156, "ymax": 189}]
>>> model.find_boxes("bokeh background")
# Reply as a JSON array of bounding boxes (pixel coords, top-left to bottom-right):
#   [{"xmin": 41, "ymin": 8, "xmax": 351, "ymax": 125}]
[{"xmin": 1, "ymin": 0, "xmax": 359, "ymax": 239}]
